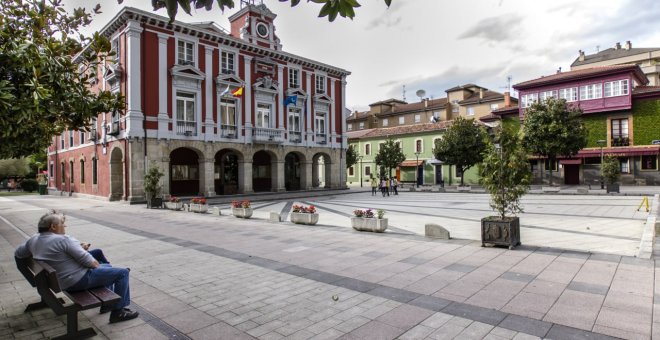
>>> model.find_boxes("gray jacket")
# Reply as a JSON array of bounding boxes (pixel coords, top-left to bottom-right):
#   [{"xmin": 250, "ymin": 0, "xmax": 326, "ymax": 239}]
[{"xmin": 15, "ymin": 233, "xmax": 96, "ymax": 289}]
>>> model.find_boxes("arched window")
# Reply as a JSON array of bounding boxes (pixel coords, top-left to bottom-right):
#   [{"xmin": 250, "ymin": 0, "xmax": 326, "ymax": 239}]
[{"xmin": 80, "ymin": 160, "xmax": 85, "ymax": 184}]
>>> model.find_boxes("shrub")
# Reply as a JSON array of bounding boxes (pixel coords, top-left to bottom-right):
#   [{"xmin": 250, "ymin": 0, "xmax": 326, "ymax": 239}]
[{"xmin": 20, "ymin": 179, "xmax": 38, "ymax": 192}]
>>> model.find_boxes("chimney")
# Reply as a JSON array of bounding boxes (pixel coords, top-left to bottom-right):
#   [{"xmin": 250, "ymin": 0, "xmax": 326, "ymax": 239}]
[
  {"xmin": 624, "ymin": 40, "xmax": 632, "ymax": 50},
  {"xmin": 479, "ymin": 88, "xmax": 484, "ymax": 99},
  {"xmin": 578, "ymin": 50, "xmax": 585, "ymax": 61},
  {"xmin": 424, "ymin": 98, "xmax": 429, "ymax": 108},
  {"xmin": 614, "ymin": 42, "xmax": 621, "ymax": 50},
  {"xmin": 504, "ymin": 92, "xmax": 511, "ymax": 107}
]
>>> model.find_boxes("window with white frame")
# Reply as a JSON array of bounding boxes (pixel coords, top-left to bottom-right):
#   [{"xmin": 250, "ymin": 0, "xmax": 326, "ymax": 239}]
[
  {"xmin": 80, "ymin": 160, "xmax": 85, "ymax": 184},
  {"xmin": 69, "ymin": 161, "xmax": 74, "ymax": 183},
  {"xmin": 382, "ymin": 118, "xmax": 388, "ymax": 127},
  {"xmin": 288, "ymin": 107, "xmax": 301, "ymax": 132},
  {"xmin": 256, "ymin": 103, "xmax": 271, "ymax": 128},
  {"xmin": 111, "ymin": 38, "xmax": 120, "ymax": 63},
  {"xmin": 176, "ymin": 92, "xmax": 196, "ymax": 134},
  {"xmin": 604, "ymin": 79, "xmax": 629, "ymax": 97},
  {"xmin": 359, "ymin": 122, "xmax": 364, "ymax": 129},
  {"xmin": 521, "ymin": 93, "xmax": 538, "ymax": 108},
  {"xmin": 347, "ymin": 123, "xmax": 353, "ymax": 131},
  {"xmin": 415, "ymin": 114, "xmax": 421, "ymax": 122},
  {"xmin": 69, "ymin": 131, "xmax": 74, "ymax": 147},
  {"xmin": 220, "ymin": 98, "xmax": 236, "ymax": 127},
  {"xmin": 315, "ymin": 74, "xmax": 326, "ymax": 93},
  {"xmin": 221, "ymin": 51, "xmax": 235, "ymax": 75},
  {"xmin": 315, "ymin": 112, "xmax": 326, "ymax": 136},
  {"xmin": 365, "ymin": 144, "xmax": 371, "ymax": 155},
  {"xmin": 177, "ymin": 40, "xmax": 195, "ymax": 66},
  {"xmin": 451, "ymin": 100, "xmax": 459, "ymax": 113},
  {"xmin": 580, "ymin": 84, "xmax": 602, "ymax": 100},
  {"xmin": 539, "ymin": 90, "xmax": 557, "ymax": 102},
  {"xmin": 79, "ymin": 131, "xmax": 85, "ymax": 144},
  {"xmin": 398, "ymin": 116, "xmax": 404, "ymax": 125},
  {"xmin": 467, "ymin": 107, "xmax": 475, "ymax": 116},
  {"xmin": 490, "ymin": 104, "xmax": 499, "ymax": 110},
  {"xmin": 415, "ymin": 139, "xmax": 423, "ymax": 153},
  {"xmin": 559, "ymin": 87, "xmax": 578, "ymax": 102},
  {"xmin": 379, "ymin": 142, "xmax": 384, "ymax": 150},
  {"xmin": 620, "ymin": 158, "xmax": 630, "ymax": 173},
  {"xmin": 288, "ymin": 68, "xmax": 300, "ymax": 88},
  {"xmin": 433, "ymin": 111, "xmax": 440, "ymax": 118}
]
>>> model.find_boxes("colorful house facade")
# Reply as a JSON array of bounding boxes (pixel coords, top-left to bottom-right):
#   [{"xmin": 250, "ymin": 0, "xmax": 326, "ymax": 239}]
[
  {"xmin": 509, "ymin": 65, "xmax": 660, "ymax": 185},
  {"xmin": 46, "ymin": 3, "xmax": 350, "ymax": 201}
]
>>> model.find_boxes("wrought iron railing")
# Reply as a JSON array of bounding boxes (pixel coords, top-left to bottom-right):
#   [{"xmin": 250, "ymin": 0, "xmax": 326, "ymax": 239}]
[
  {"xmin": 611, "ymin": 136, "xmax": 630, "ymax": 147},
  {"xmin": 221, "ymin": 124, "xmax": 238, "ymax": 138},
  {"xmin": 253, "ymin": 127, "xmax": 283, "ymax": 142},
  {"xmin": 176, "ymin": 121, "xmax": 197, "ymax": 136},
  {"xmin": 289, "ymin": 131, "xmax": 302, "ymax": 143}
]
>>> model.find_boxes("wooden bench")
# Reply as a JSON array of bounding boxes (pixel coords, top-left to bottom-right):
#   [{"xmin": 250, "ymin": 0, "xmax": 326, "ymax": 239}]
[{"xmin": 15, "ymin": 256, "xmax": 121, "ymax": 340}]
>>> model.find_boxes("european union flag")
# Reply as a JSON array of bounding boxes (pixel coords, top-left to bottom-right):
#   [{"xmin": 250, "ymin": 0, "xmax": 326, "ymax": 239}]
[{"xmin": 284, "ymin": 95, "xmax": 297, "ymax": 106}]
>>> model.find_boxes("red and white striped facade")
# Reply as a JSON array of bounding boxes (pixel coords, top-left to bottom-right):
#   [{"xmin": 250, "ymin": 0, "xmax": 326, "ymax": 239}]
[{"xmin": 47, "ymin": 4, "xmax": 350, "ymax": 201}]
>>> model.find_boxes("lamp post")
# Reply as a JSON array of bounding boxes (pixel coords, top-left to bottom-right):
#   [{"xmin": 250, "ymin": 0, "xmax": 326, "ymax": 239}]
[
  {"xmin": 358, "ymin": 156, "xmax": 363, "ymax": 187},
  {"xmin": 597, "ymin": 139, "xmax": 606, "ymax": 189},
  {"xmin": 414, "ymin": 151, "xmax": 421, "ymax": 188}
]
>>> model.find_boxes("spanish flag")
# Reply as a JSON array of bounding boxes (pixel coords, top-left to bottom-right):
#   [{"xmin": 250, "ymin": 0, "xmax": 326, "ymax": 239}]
[{"xmin": 232, "ymin": 87, "xmax": 244, "ymax": 97}]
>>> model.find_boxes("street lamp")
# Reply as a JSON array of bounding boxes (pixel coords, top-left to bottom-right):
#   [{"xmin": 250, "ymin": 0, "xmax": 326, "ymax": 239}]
[
  {"xmin": 597, "ymin": 139, "xmax": 606, "ymax": 189},
  {"xmin": 358, "ymin": 156, "xmax": 364, "ymax": 187},
  {"xmin": 414, "ymin": 151, "xmax": 421, "ymax": 188}
]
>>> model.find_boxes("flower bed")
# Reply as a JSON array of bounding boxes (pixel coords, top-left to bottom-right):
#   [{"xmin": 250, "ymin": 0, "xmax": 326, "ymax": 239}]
[
  {"xmin": 165, "ymin": 196, "xmax": 183, "ymax": 211},
  {"xmin": 290, "ymin": 204, "xmax": 319, "ymax": 225},
  {"xmin": 232, "ymin": 200, "xmax": 252, "ymax": 219},
  {"xmin": 189, "ymin": 197, "xmax": 208, "ymax": 213}
]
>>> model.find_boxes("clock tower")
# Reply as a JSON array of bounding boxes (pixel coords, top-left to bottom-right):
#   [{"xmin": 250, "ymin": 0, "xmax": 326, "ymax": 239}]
[{"xmin": 229, "ymin": 0, "xmax": 282, "ymax": 50}]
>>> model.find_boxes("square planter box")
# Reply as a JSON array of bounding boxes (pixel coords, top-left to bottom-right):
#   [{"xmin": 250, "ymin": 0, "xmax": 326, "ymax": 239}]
[
  {"xmin": 290, "ymin": 212, "xmax": 319, "ymax": 225},
  {"xmin": 481, "ymin": 216, "xmax": 520, "ymax": 250},
  {"xmin": 606, "ymin": 183, "xmax": 620, "ymax": 193},
  {"xmin": 351, "ymin": 217, "xmax": 388, "ymax": 233},
  {"xmin": 189, "ymin": 203, "xmax": 209, "ymax": 213},
  {"xmin": 232, "ymin": 207, "xmax": 253, "ymax": 219},
  {"xmin": 542, "ymin": 186, "xmax": 560, "ymax": 192},
  {"xmin": 164, "ymin": 201, "xmax": 184, "ymax": 211},
  {"xmin": 147, "ymin": 197, "xmax": 163, "ymax": 209}
]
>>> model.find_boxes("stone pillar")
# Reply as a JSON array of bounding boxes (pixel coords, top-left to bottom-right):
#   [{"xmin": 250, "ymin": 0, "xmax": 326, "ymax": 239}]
[
  {"xmin": 161, "ymin": 156, "xmax": 170, "ymax": 196},
  {"xmin": 277, "ymin": 64, "xmax": 285, "ymax": 129},
  {"xmin": 243, "ymin": 55, "xmax": 253, "ymax": 143},
  {"xmin": 305, "ymin": 72, "xmax": 313, "ymax": 146},
  {"xmin": 274, "ymin": 160, "xmax": 285, "ymax": 192},
  {"xmin": 200, "ymin": 158, "xmax": 215, "ymax": 196},
  {"xmin": 330, "ymin": 78, "xmax": 336, "ymax": 148},
  {"xmin": 157, "ymin": 34, "xmax": 170, "ymax": 139},
  {"xmin": 325, "ymin": 159, "xmax": 333, "ymax": 188},
  {"xmin": 125, "ymin": 20, "xmax": 144, "ymax": 138},
  {"xmin": 204, "ymin": 46, "xmax": 215, "ymax": 142},
  {"xmin": 304, "ymin": 160, "xmax": 314, "ymax": 190},
  {"xmin": 239, "ymin": 160, "xmax": 253, "ymax": 193}
]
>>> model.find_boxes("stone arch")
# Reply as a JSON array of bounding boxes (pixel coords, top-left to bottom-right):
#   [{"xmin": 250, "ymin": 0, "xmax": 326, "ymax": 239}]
[
  {"xmin": 252, "ymin": 149, "xmax": 278, "ymax": 192},
  {"xmin": 284, "ymin": 151, "xmax": 307, "ymax": 191},
  {"xmin": 214, "ymin": 148, "xmax": 244, "ymax": 195},
  {"xmin": 169, "ymin": 147, "xmax": 203, "ymax": 196},
  {"xmin": 109, "ymin": 146, "xmax": 124, "ymax": 201},
  {"xmin": 312, "ymin": 152, "xmax": 332, "ymax": 188}
]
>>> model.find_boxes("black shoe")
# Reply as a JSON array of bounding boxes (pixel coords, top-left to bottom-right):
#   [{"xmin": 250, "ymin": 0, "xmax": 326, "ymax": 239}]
[{"xmin": 109, "ymin": 308, "xmax": 139, "ymax": 323}]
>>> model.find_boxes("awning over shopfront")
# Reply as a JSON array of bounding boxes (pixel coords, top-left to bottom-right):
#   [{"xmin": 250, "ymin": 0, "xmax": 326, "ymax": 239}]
[
  {"xmin": 400, "ymin": 160, "xmax": 424, "ymax": 167},
  {"xmin": 577, "ymin": 146, "xmax": 660, "ymax": 158},
  {"xmin": 559, "ymin": 159, "xmax": 582, "ymax": 165}
]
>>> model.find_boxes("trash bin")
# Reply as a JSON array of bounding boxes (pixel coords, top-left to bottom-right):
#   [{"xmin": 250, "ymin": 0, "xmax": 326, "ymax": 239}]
[{"xmin": 38, "ymin": 184, "xmax": 47, "ymax": 195}]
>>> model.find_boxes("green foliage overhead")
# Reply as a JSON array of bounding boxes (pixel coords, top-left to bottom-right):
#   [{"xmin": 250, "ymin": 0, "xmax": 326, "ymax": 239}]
[
  {"xmin": 0, "ymin": 158, "xmax": 30, "ymax": 178},
  {"xmin": 601, "ymin": 155, "xmax": 620, "ymax": 184},
  {"xmin": 346, "ymin": 144, "xmax": 359, "ymax": 169},
  {"xmin": 147, "ymin": 0, "xmax": 393, "ymax": 22},
  {"xmin": 632, "ymin": 99, "xmax": 660, "ymax": 145},
  {"xmin": 479, "ymin": 127, "xmax": 531, "ymax": 219},
  {"xmin": 0, "ymin": 0, "xmax": 124, "ymax": 158},
  {"xmin": 374, "ymin": 139, "xmax": 405, "ymax": 177},
  {"xmin": 522, "ymin": 98, "xmax": 587, "ymax": 185},
  {"xmin": 433, "ymin": 116, "xmax": 488, "ymax": 186},
  {"xmin": 502, "ymin": 116, "xmax": 521, "ymax": 132},
  {"xmin": 144, "ymin": 166, "xmax": 164, "ymax": 198}
]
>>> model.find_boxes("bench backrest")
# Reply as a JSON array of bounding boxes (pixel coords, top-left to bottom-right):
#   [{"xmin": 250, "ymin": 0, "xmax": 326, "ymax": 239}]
[
  {"xmin": 15, "ymin": 256, "xmax": 63, "ymax": 293},
  {"xmin": 15, "ymin": 256, "xmax": 42, "ymax": 287}
]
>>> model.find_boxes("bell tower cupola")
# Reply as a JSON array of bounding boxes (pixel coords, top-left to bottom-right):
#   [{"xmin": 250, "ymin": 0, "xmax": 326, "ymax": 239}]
[{"xmin": 228, "ymin": 0, "xmax": 282, "ymax": 50}]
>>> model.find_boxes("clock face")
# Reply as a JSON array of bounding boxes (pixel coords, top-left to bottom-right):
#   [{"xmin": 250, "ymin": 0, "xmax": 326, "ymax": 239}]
[{"xmin": 256, "ymin": 22, "xmax": 269, "ymax": 38}]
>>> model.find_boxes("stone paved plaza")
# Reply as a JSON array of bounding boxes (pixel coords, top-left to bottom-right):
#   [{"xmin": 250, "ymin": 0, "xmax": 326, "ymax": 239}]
[{"xmin": 0, "ymin": 191, "xmax": 658, "ymax": 339}]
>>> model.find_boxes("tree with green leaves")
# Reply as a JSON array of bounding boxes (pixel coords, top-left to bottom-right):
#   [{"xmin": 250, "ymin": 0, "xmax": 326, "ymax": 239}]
[
  {"xmin": 346, "ymin": 144, "xmax": 359, "ymax": 169},
  {"xmin": 0, "ymin": 0, "xmax": 123, "ymax": 159},
  {"xmin": 433, "ymin": 116, "xmax": 488, "ymax": 186},
  {"xmin": 145, "ymin": 0, "xmax": 393, "ymax": 22},
  {"xmin": 374, "ymin": 139, "xmax": 405, "ymax": 178},
  {"xmin": 480, "ymin": 127, "xmax": 531, "ymax": 219},
  {"xmin": 0, "ymin": 158, "xmax": 30, "ymax": 179},
  {"xmin": 522, "ymin": 97, "xmax": 587, "ymax": 186}
]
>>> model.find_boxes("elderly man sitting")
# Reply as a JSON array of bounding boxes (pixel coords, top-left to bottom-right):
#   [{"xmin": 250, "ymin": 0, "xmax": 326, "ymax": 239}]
[{"xmin": 14, "ymin": 210, "xmax": 138, "ymax": 323}]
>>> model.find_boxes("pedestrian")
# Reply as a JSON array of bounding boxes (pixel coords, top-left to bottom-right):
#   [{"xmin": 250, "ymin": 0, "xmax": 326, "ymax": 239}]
[
  {"xmin": 392, "ymin": 177, "xmax": 399, "ymax": 195},
  {"xmin": 380, "ymin": 177, "xmax": 387, "ymax": 197},
  {"xmin": 370, "ymin": 176, "xmax": 378, "ymax": 196},
  {"xmin": 14, "ymin": 210, "xmax": 139, "ymax": 323},
  {"xmin": 385, "ymin": 177, "xmax": 390, "ymax": 196}
]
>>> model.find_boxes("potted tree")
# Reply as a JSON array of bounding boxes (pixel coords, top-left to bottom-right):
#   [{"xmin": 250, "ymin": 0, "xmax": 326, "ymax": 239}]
[
  {"xmin": 479, "ymin": 128, "xmax": 531, "ymax": 250},
  {"xmin": 601, "ymin": 155, "xmax": 620, "ymax": 193},
  {"xmin": 232, "ymin": 200, "xmax": 253, "ymax": 219},
  {"xmin": 144, "ymin": 166, "xmax": 164, "ymax": 209},
  {"xmin": 351, "ymin": 209, "xmax": 387, "ymax": 232},
  {"xmin": 290, "ymin": 204, "xmax": 319, "ymax": 225}
]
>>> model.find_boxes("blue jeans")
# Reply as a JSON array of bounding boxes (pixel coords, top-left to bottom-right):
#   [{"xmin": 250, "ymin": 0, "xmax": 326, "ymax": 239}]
[
  {"xmin": 66, "ymin": 265, "xmax": 131, "ymax": 311},
  {"xmin": 88, "ymin": 249, "xmax": 110, "ymax": 264}
]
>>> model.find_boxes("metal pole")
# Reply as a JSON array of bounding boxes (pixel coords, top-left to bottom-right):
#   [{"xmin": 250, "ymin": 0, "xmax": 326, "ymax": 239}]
[
  {"xmin": 359, "ymin": 157, "xmax": 363, "ymax": 187},
  {"xmin": 600, "ymin": 146, "xmax": 604, "ymax": 189},
  {"xmin": 415, "ymin": 153, "xmax": 420, "ymax": 188}
]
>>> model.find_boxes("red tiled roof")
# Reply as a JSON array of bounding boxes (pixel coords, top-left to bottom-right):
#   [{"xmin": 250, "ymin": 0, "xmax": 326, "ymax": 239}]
[
  {"xmin": 346, "ymin": 129, "xmax": 375, "ymax": 139},
  {"xmin": 459, "ymin": 90, "xmax": 508, "ymax": 104},
  {"xmin": 346, "ymin": 111, "xmax": 371, "ymax": 121},
  {"xmin": 633, "ymin": 86, "xmax": 660, "ymax": 95},
  {"xmin": 382, "ymin": 98, "xmax": 448, "ymax": 116},
  {"xmin": 356, "ymin": 121, "xmax": 453, "ymax": 139},
  {"xmin": 514, "ymin": 65, "xmax": 647, "ymax": 89}
]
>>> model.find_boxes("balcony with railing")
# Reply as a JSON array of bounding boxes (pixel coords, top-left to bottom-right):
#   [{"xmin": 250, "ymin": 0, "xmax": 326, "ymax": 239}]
[
  {"xmin": 253, "ymin": 127, "xmax": 283, "ymax": 143},
  {"xmin": 611, "ymin": 136, "xmax": 630, "ymax": 147},
  {"xmin": 176, "ymin": 121, "xmax": 197, "ymax": 136},
  {"xmin": 289, "ymin": 131, "xmax": 302, "ymax": 143},
  {"xmin": 221, "ymin": 124, "xmax": 238, "ymax": 139},
  {"xmin": 315, "ymin": 133, "xmax": 327, "ymax": 144}
]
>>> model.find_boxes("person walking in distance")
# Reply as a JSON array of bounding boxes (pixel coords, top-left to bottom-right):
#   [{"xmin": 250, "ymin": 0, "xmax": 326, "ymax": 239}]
[
  {"xmin": 370, "ymin": 176, "xmax": 378, "ymax": 196},
  {"xmin": 385, "ymin": 177, "xmax": 391, "ymax": 196},
  {"xmin": 380, "ymin": 177, "xmax": 387, "ymax": 197},
  {"xmin": 392, "ymin": 177, "xmax": 399, "ymax": 195}
]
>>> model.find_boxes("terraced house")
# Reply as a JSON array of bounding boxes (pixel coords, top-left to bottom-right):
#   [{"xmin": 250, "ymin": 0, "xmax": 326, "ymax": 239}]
[
  {"xmin": 504, "ymin": 65, "xmax": 660, "ymax": 185},
  {"xmin": 46, "ymin": 3, "xmax": 350, "ymax": 201}
]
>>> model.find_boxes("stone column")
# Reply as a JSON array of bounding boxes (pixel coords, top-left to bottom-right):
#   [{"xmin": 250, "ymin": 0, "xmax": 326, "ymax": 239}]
[
  {"xmin": 204, "ymin": 46, "xmax": 215, "ymax": 142},
  {"xmin": 325, "ymin": 159, "xmax": 334, "ymax": 188},
  {"xmin": 239, "ymin": 160, "xmax": 253, "ymax": 193},
  {"xmin": 330, "ymin": 78, "xmax": 337, "ymax": 148},
  {"xmin": 243, "ymin": 55, "xmax": 253, "ymax": 143},
  {"xmin": 160, "ymin": 156, "xmax": 170, "ymax": 196},
  {"xmin": 277, "ymin": 64, "xmax": 285, "ymax": 129},
  {"xmin": 305, "ymin": 72, "xmax": 313, "ymax": 146},
  {"xmin": 304, "ymin": 160, "xmax": 314, "ymax": 190},
  {"xmin": 200, "ymin": 158, "xmax": 215, "ymax": 196},
  {"xmin": 274, "ymin": 160, "xmax": 285, "ymax": 192},
  {"xmin": 125, "ymin": 20, "xmax": 144, "ymax": 138},
  {"xmin": 157, "ymin": 33, "xmax": 170, "ymax": 139}
]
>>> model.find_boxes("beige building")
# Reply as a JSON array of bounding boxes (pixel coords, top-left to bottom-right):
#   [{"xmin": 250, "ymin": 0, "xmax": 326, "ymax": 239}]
[
  {"xmin": 571, "ymin": 41, "xmax": 660, "ymax": 86},
  {"xmin": 346, "ymin": 84, "xmax": 515, "ymax": 131}
]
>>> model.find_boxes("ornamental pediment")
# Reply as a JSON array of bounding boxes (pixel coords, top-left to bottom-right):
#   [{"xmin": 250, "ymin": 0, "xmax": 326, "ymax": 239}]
[
  {"xmin": 170, "ymin": 65, "xmax": 205, "ymax": 81},
  {"xmin": 253, "ymin": 76, "xmax": 279, "ymax": 92},
  {"xmin": 286, "ymin": 87, "xmax": 307, "ymax": 97},
  {"xmin": 216, "ymin": 73, "xmax": 244, "ymax": 85},
  {"xmin": 103, "ymin": 63, "xmax": 123, "ymax": 91},
  {"xmin": 314, "ymin": 93, "xmax": 332, "ymax": 104}
]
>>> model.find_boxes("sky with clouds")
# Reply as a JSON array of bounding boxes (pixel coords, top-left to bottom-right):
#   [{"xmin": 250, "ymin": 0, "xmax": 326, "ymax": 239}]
[{"xmin": 63, "ymin": 0, "xmax": 660, "ymax": 112}]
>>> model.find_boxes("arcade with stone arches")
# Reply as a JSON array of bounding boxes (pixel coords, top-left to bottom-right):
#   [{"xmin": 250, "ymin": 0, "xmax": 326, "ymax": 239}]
[{"xmin": 138, "ymin": 141, "xmax": 343, "ymax": 198}]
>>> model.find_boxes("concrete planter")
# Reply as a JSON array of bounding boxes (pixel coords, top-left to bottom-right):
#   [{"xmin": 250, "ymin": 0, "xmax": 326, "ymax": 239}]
[
  {"xmin": 189, "ymin": 203, "xmax": 209, "ymax": 213},
  {"xmin": 290, "ymin": 212, "xmax": 319, "ymax": 225},
  {"xmin": 351, "ymin": 217, "xmax": 388, "ymax": 233},
  {"xmin": 232, "ymin": 207, "xmax": 253, "ymax": 219},
  {"xmin": 164, "ymin": 201, "xmax": 183, "ymax": 211},
  {"xmin": 457, "ymin": 186, "xmax": 471, "ymax": 192},
  {"xmin": 481, "ymin": 216, "xmax": 520, "ymax": 250},
  {"xmin": 606, "ymin": 183, "xmax": 620, "ymax": 193},
  {"xmin": 542, "ymin": 186, "xmax": 560, "ymax": 193}
]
